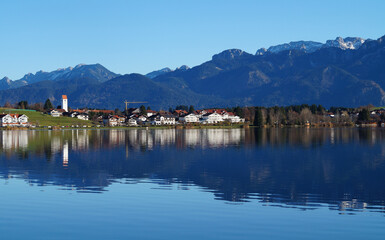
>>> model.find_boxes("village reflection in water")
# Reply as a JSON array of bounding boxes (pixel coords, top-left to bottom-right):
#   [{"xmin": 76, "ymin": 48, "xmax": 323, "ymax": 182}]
[
  {"xmin": 1, "ymin": 128, "xmax": 385, "ymax": 214},
  {"xmin": 2, "ymin": 128, "xmax": 384, "ymax": 153}
]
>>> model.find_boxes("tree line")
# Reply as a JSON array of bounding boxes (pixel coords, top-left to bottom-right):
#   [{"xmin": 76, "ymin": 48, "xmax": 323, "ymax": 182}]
[
  {"xmin": 247, "ymin": 104, "xmax": 383, "ymax": 127},
  {"xmin": 3, "ymin": 100, "xmax": 384, "ymax": 126}
]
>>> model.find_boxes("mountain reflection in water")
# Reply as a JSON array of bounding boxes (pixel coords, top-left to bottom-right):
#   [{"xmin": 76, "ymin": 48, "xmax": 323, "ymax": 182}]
[{"xmin": 1, "ymin": 128, "xmax": 385, "ymax": 213}]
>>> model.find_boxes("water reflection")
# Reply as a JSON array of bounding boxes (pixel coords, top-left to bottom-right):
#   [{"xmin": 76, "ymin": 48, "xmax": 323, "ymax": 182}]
[{"xmin": 1, "ymin": 128, "xmax": 385, "ymax": 213}]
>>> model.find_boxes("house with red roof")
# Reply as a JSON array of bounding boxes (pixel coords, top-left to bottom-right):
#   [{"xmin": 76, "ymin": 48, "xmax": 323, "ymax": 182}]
[{"xmin": 0, "ymin": 114, "xmax": 29, "ymax": 127}]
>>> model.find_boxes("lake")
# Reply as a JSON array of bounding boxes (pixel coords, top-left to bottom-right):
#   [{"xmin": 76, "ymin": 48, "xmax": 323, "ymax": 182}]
[{"xmin": 1, "ymin": 128, "xmax": 384, "ymax": 239}]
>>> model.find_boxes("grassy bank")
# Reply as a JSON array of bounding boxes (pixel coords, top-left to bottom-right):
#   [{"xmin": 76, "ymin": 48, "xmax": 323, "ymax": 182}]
[{"xmin": 0, "ymin": 108, "xmax": 93, "ymax": 127}]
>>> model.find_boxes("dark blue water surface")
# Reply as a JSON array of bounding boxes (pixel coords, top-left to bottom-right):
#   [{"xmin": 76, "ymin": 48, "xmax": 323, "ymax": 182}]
[{"xmin": 0, "ymin": 128, "xmax": 385, "ymax": 239}]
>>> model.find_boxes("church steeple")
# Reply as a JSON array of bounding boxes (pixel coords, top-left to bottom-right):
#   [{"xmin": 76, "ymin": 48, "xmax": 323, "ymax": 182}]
[{"xmin": 62, "ymin": 95, "xmax": 68, "ymax": 112}]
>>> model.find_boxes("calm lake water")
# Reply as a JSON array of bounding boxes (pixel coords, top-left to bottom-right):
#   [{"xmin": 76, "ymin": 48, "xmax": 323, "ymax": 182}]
[{"xmin": 1, "ymin": 128, "xmax": 384, "ymax": 239}]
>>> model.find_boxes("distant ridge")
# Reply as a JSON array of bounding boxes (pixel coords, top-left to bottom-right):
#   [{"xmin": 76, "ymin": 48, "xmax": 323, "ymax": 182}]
[
  {"xmin": 0, "ymin": 64, "xmax": 119, "ymax": 90},
  {"xmin": 1, "ymin": 34, "xmax": 385, "ymax": 109}
]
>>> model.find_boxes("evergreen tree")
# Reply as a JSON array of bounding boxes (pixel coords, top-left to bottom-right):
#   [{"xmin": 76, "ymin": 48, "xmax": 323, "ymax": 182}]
[
  {"xmin": 234, "ymin": 106, "xmax": 243, "ymax": 117},
  {"xmin": 44, "ymin": 99, "xmax": 53, "ymax": 110},
  {"xmin": 188, "ymin": 105, "xmax": 195, "ymax": 113},
  {"xmin": 140, "ymin": 105, "xmax": 147, "ymax": 115},
  {"xmin": 317, "ymin": 105, "xmax": 325, "ymax": 114},
  {"xmin": 266, "ymin": 109, "xmax": 271, "ymax": 125},
  {"xmin": 89, "ymin": 111, "xmax": 97, "ymax": 121},
  {"xmin": 254, "ymin": 108, "xmax": 264, "ymax": 127},
  {"xmin": 329, "ymin": 107, "xmax": 337, "ymax": 114},
  {"xmin": 358, "ymin": 108, "xmax": 370, "ymax": 122},
  {"xmin": 176, "ymin": 105, "xmax": 188, "ymax": 111},
  {"xmin": 310, "ymin": 104, "xmax": 317, "ymax": 114},
  {"xmin": 17, "ymin": 101, "xmax": 28, "ymax": 109},
  {"xmin": 115, "ymin": 108, "xmax": 122, "ymax": 115}
]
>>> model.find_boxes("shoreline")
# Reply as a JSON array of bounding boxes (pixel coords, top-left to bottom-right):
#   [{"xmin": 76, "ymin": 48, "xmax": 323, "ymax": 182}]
[{"xmin": 0, "ymin": 124, "xmax": 381, "ymax": 131}]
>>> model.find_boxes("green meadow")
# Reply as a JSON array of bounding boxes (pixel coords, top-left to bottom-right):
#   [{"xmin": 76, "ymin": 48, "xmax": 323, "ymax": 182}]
[{"xmin": 0, "ymin": 108, "xmax": 93, "ymax": 127}]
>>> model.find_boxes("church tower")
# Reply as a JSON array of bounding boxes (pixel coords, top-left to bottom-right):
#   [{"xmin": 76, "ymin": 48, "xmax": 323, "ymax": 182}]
[{"xmin": 62, "ymin": 95, "xmax": 68, "ymax": 112}]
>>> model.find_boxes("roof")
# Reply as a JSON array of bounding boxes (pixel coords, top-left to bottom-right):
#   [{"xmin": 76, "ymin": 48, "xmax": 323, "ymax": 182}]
[
  {"xmin": 89, "ymin": 110, "xmax": 114, "ymax": 114},
  {"xmin": 62, "ymin": 95, "xmax": 68, "ymax": 99},
  {"xmin": 72, "ymin": 109, "xmax": 86, "ymax": 113},
  {"xmin": 181, "ymin": 113, "xmax": 197, "ymax": 117},
  {"xmin": 161, "ymin": 115, "xmax": 176, "ymax": 118},
  {"xmin": 174, "ymin": 110, "xmax": 188, "ymax": 115},
  {"xmin": 203, "ymin": 112, "xmax": 221, "ymax": 116}
]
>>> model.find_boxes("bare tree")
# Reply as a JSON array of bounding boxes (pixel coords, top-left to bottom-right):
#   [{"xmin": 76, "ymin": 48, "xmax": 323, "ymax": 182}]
[
  {"xmin": 299, "ymin": 108, "xmax": 313, "ymax": 124},
  {"xmin": 4, "ymin": 102, "xmax": 12, "ymax": 108},
  {"xmin": 287, "ymin": 110, "xmax": 299, "ymax": 125}
]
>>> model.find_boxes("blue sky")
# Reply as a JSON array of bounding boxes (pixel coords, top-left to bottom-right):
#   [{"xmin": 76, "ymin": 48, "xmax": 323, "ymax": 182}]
[{"xmin": 1, "ymin": 0, "xmax": 384, "ymax": 79}]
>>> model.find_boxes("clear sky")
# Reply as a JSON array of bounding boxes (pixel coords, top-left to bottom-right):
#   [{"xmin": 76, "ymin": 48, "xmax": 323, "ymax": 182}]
[{"xmin": 1, "ymin": 0, "xmax": 385, "ymax": 79}]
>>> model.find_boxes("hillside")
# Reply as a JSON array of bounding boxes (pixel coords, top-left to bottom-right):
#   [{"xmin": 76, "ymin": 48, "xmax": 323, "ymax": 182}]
[
  {"xmin": 0, "ymin": 109, "xmax": 92, "ymax": 127},
  {"xmin": 0, "ymin": 35, "xmax": 385, "ymax": 109}
]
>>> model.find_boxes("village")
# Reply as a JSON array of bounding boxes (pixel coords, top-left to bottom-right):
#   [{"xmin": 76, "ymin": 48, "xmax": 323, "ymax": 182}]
[
  {"xmin": 0, "ymin": 95, "xmax": 245, "ymax": 128},
  {"xmin": 54, "ymin": 95, "xmax": 245, "ymax": 127}
]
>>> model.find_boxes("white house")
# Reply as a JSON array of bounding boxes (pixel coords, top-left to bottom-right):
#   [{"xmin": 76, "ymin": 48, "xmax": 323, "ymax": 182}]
[
  {"xmin": 128, "ymin": 118, "xmax": 138, "ymax": 126},
  {"xmin": 149, "ymin": 115, "xmax": 176, "ymax": 125},
  {"xmin": 226, "ymin": 116, "xmax": 245, "ymax": 123},
  {"xmin": 76, "ymin": 114, "xmax": 89, "ymax": 121},
  {"xmin": 18, "ymin": 114, "xmax": 29, "ymax": 126},
  {"xmin": 179, "ymin": 113, "xmax": 200, "ymax": 123},
  {"xmin": 117, "ymin": 116, "xmax": 126, "ymax": 124},
  {"xmin": 149, "ymin": 116, "xmax": 162, "ymax": 125},
  {"xmin": 0, "ymin": 114, "xmax": 17, "ymax": 127},
  {"xmin": 103, "ymin": 116, "xmax": 119, "ymax": 127},
  {"xmin": 160, "ymin": 115, "xmax": 176, "ymax": 125},
  {"xmin": 0, "ymin": 114, "xmax": 29, "ymax": 127},
  {"xmin": 146, "ymin": 110, "xmax": 157, "ymax": 117},
  {"xmin": 137, "ymin": 115, "xmax": 147, "ymax": 122},
  {"xmin": 201, "ymin": 112, "xmax": 223, "ymax": 124},
  {"xmin": 222, "ymin": 113, "xmax": 245, "ymax": 123},
  {"xmin": 50, "ymin": 109, "xmax": 63, "ymax": 117}
]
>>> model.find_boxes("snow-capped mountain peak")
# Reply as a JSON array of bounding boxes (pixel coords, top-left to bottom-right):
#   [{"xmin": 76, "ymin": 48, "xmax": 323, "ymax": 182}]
[
  {"xmin": 325, "ymin": 37, "xmax": 365, "ymax": 50},
  {"xmin": 256, "ymin": 36, "xmax": 366, "ymax": 55},
  {"xmin": 0, "ymin": 76, "xmax": 12, "ymax": 83},
  {"xmin": 145, "ymin": 67, "xmax": 173, "ymax": 79},
  {"xmin": 175, "ymin": 65, "xmax": 190, "ymax": 71}
]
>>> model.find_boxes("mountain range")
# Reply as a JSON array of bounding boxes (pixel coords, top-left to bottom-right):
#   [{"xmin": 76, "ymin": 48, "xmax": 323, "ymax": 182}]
[{"xmin": 1, "ymin": 35, "xmax": 384, "ymax": 109}]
